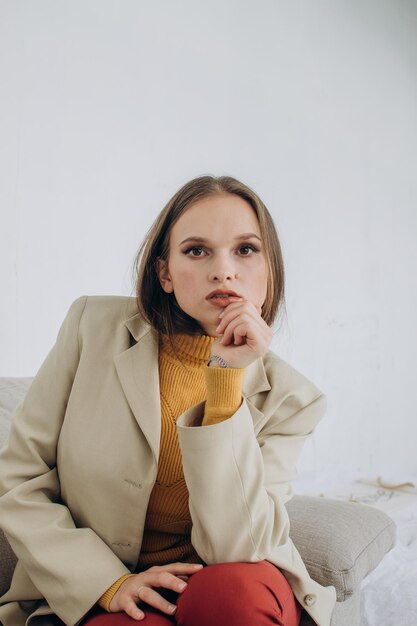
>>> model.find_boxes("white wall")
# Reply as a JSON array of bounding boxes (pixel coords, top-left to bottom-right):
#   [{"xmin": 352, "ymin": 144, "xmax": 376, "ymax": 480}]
[{"xmin": 1, "ymin": 0, "xmax": 416, "ymax": 476}]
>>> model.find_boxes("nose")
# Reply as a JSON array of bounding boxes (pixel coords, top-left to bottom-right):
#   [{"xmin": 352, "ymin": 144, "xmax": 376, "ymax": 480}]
[
  {"xmin": 208, "ymin": 251, "xmax": 240, "ymax": 283},
  {"xmin": 208, "ymin": 267, "xmax": 239, "ymax": 282}
]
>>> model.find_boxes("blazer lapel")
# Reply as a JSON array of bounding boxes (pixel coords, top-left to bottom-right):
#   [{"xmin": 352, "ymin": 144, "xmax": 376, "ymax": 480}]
[{"xmin": 114, "ymin": 314, "xmax": 161, "ymax": 463}]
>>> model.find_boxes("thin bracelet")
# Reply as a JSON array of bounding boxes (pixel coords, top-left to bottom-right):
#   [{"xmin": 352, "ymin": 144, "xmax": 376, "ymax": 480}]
[{"xmin": 207, "ymin": 354, "xmax": 230, "ymax": 368}]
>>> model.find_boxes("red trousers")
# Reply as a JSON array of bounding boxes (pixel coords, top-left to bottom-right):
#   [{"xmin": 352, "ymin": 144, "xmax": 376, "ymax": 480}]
[{"xmin": 71, "ymin": 561, "xmax": 302, "ymax": 626}]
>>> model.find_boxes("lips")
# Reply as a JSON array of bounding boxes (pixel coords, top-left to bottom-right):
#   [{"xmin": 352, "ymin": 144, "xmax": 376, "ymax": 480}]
[
  {"xmin": 206, "ymin": 289, "xmax": 243, "ymax": 308},
  {"xmin": 206, "ymin": 289, "xmax": 242, "ymax": 300}
]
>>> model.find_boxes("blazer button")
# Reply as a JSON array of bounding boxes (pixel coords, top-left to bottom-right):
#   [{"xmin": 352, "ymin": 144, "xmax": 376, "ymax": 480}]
[{"xmin": 304, "ymin": 594, "xmax": 317, "ymax": 607}]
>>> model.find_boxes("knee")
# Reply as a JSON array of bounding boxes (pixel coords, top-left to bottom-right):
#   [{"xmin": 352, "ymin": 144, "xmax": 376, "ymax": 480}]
[
  {"xmin": 176, "ymin": 562, "xmax": 280, "ymax": 625},
  {"xmin": 186, "ymin": 561, "xmax": 263, "ymax": 598}
]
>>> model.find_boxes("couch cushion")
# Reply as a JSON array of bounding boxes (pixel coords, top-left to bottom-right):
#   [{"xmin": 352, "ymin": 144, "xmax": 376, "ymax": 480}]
[
  {"xmin": 0, "ymin": 529, "xmax": 17, "ymax": 596},
  {"xmin": 286, "ymin": 494, "xmax": 396, "ymax": 601},
  {"xmin": 0, "ymin": 378, "xmax": 33, "ymax": 595}
]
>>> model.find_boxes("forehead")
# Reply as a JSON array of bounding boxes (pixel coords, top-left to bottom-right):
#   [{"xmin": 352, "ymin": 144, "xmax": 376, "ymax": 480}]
[{"xmin": 170, "ymin": 194, "xmax": 261, "ymax": 241}]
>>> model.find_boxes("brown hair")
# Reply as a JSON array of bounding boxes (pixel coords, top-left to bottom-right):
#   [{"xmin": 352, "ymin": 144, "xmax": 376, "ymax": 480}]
[{"xmin": 131, "ymin": 175, "xmax": 286, "ymax": 341}]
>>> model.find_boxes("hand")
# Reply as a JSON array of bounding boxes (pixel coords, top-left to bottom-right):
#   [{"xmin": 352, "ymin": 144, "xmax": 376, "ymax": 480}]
[
  {"xmin": 211, "ymin": 298, "xmax": 273, "ymax": 369},
  {"xmin": 109, "ymin": 562, "xmax": 204, "ymax": 620}
]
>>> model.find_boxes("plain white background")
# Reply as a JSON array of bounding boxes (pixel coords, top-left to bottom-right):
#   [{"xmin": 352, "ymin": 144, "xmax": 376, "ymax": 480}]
[{"xmin": 1, "ymin": 0, "xmax": 416, "ymax": 476}]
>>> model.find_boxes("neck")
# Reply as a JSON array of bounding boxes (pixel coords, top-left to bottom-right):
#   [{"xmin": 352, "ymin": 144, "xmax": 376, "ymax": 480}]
[{"xmin": 159, "ymin": 332, "xmax": 215, "ymax": 368}]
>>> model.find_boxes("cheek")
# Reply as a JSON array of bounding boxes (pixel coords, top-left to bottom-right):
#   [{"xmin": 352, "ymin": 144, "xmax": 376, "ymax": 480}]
[
  {"xmin": 254, "ymin": 261, "xmax": 268, "ymax": 301},
  {"xmin": 258, "ymin": 282, "xmax": 268, "ymax": 303},
  {"xmin": 252, "ymin": 257, "xmax": 268, "ymax": 278},
  {"xmin": 171, "ymin": 262, "xmax": 199, "ymax": 290},
  {"xmin": 179, "ymin": 266, "xmax": 198, "ymax": 282}
]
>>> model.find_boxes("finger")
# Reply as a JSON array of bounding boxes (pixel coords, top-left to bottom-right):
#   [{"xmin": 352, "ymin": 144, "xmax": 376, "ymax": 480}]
[
  {"xmin": 221, "ymin": 324, "xmax": 247, "ymax": 347},
  {"xmin": 148, "ymin": 570, "xmax": 188, "ymax": 594},
  {"xmin": 221, "ymin": 305, "xmax": 268, "ymax": 336},
  {"xmin": 217, "ymin": 301, "xmax": 261, "ymax": 332},
  {"xmin": 154, "ymin": 563, "xmax": 204, "ymax": 576},
  {"xmin": 140, "ymin": 572, "xmax": 188, "ymax": 596},
  {"xmin": 220, "ymin": 315, "xmax": 258, "ymax": 346},
  {"xmin": 217, "ymin": 299, "xmax": 251, "ymax": 319},
  {"xmin": 136, "ymin": 586, "xmax": 177, "ymax": 616},
  {"xmin": 217, "ymin": 311, "xmax": 258, "ymax": 340},
  {"xmin": 121, "ymin": 597, "xmax": 144, "ymax": 621},
  {"xmin": 232, "ymin": 323, "xmax": 256, "ymax": 347}
]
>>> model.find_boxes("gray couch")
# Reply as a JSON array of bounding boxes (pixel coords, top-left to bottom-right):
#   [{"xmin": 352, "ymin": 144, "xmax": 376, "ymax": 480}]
[{"xmin": 0, "ymin": 378, "xmax": 396, "ymax": 626}]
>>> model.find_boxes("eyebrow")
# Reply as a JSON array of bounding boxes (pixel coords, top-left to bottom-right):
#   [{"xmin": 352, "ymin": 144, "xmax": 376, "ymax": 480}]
[{"xmin": 179, "ymin": 233, "xmax": 262, "ymax": 245}]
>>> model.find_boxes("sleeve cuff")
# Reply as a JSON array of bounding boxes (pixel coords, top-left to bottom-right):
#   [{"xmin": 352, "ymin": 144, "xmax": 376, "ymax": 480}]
[
  {"xmin": 98, "ymin": 573, "xmax": 136, "ymax": 612},
  {"xmin": 202, "ymin": 365, "xmax": 245, "ymax": 426}
]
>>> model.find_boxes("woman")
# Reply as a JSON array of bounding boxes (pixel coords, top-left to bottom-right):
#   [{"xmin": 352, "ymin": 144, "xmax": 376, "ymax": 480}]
[{"xmin": 0, "ymin": 175, "xmax": 337, "ymax": 626}]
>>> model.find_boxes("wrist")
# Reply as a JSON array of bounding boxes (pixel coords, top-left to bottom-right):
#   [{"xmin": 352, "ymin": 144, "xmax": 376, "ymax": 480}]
[{"xmin": 99, "ymin": 573, "xmax": 136, "ymax": 612}]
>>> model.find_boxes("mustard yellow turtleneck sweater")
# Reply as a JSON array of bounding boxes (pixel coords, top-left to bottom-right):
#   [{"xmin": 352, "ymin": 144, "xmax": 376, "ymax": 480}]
[{"xmin": 98, "ymin": 332, "xmax": 245, "ymax": 611}]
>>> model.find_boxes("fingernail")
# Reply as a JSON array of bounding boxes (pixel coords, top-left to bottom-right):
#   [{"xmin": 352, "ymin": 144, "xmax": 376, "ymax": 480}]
[
  {"xmin": 218, "ymin": 311, "xmax": 224, "ymax": 318},
  {"xmin": 168, "ymin": 604, "xmax": 177, "ymax": 613},
  {"xmin": 194, "ymin": 564, "xmax": 204, "ymax": 568},
  {"xmin": 179, "ymin": 581, "xmax": 187, "ymax": 591}
]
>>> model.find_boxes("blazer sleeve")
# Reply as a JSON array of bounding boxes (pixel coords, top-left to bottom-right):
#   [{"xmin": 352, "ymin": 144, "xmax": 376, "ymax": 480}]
[
  {"xmin": 0, "ymin": 296, "xmax": 130, "ymax": 626},
  {"xmin": 176, "ymin": 386, "xmax": 326, "ymax": 565}
]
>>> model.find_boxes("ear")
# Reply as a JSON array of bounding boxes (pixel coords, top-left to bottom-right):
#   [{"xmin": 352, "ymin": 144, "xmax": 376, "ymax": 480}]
[{"xmin": 156, "ymin": 257, "xmax": 174, "ymax": 293}]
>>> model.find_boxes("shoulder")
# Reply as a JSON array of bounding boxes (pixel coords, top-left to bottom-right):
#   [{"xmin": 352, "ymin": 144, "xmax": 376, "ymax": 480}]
[
  {"xmin": 64, "ymin": 295, "xmax": 148, "ymax": 340},
  {"xmin": 74, "ymin": 294, "xmax": 139, "ymax": 322}
]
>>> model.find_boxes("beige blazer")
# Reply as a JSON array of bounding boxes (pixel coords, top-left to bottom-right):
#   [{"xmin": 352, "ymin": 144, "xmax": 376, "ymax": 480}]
[{"xmin": 0, "ymin": 295, "xmax": 337, "ymax": 626}]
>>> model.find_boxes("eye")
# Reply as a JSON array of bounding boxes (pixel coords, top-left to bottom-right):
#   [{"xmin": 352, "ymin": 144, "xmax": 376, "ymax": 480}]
[
  {"xmin": 238, "ymin": 244, "xmax": 258, "ymax": 256},
  {"xmin": 184, "ymin": 246, "xmax": 206, "ymax": 257}
]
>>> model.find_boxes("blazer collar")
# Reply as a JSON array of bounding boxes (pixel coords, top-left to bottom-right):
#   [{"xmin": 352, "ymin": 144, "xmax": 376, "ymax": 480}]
[{"xmin": 114, "ymin": 311, "xmax": 271, "ymax": 461}]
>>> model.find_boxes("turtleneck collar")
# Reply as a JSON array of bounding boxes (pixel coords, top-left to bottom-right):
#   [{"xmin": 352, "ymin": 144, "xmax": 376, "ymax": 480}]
[{"xmin": 159, "ymin": 333, "xmax": 215, "ymax": 368}]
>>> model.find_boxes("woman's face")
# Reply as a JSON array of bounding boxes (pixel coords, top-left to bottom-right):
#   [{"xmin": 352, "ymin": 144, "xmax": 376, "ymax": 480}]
[{"xmin": 157, "ymin": 193, "xmax": 269, "ymax": 336}]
